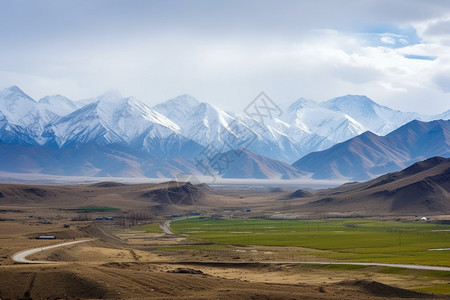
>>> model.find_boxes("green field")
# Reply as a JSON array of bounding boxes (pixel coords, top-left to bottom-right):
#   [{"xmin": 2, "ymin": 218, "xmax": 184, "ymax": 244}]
[
  {"xmin": 136, "ymin": 223, "xmax": 164, "ymax": 233},
  {"xmin": 171, "ymin": 218, "xmax": 450, "ymax": 266},
  {"xmin": 67, "ymin": 206, "xmax": 121, "ymax": 212}
]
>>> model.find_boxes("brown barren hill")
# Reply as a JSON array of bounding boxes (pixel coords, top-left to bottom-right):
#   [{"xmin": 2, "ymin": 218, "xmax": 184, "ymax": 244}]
[
  {"xmin": 139, "ymin": 181, "xmax": 213, "ymax": 206},
  {"xmin": 0, "ymin": 180, "xmax": 218, "ymax": 216},
  {"xmin": 295, "ymin": 156, "xmax": 450, "ymax": 215}
]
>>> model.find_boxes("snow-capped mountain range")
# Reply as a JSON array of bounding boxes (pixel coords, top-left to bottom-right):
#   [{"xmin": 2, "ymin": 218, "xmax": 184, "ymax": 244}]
[
  {"xmin": 0, "ymin": 85, "xmax": 449, "ymax": 179},
  {"xmin": 293, "ymin": 119, "xmax": 450, "ymax": 180}
]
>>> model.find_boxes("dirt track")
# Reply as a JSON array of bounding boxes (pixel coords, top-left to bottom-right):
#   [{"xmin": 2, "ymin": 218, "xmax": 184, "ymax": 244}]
[
  {"xmin": 0, "ymin": 221, "xmax": 447, "ymax": 299},
  {"xmin": 0, "ymin": 180, "xmax": 449, "ymax": 299},
  {"xmin": 12, "ymin": 239, "xmax": 91, "ymax": 263},
  {"xmin": 160, "ymin": 220, "xmax": 174, "ymax": 234},
  {"xmin": 271, "ymin": 261, "xmax": 450, "ymax": 272}
]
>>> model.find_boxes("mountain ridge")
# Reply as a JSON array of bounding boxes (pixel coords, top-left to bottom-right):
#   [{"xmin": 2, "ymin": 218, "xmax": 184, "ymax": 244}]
[
  {"xmin": 0, "ymin": 85, "xmax": 449, "ymax": 179},
  {"xmin": 293, "ymin": 119, "xmax": 450, "ymax": 181}
]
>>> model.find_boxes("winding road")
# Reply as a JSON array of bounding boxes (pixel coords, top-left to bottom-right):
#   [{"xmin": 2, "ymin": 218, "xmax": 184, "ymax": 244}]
[
  {"xmin": 160, "ymin": 220, "xmax": 174, "ymax": 234},
  {"xmin": 11, "ymin": 236, "xmax": 450, "ymax": 272},
  {"xmin": 12, "ymin": 239, "xmax": 91, "ymax": 264},
  {"xmin": 291, "ymin": 261, "xmax": 450, "ymax": 272},
  {"xmin": 158, "ymin": 219, "xmax": 450, "ymax": 271}
]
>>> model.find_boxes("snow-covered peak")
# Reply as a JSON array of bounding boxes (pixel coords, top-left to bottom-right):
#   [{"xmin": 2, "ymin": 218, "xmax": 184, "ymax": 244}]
[
  {"xmin": 322, "ymin": 94, "xmax": 425, "ymax": 135},
  {"xmin": 94, "ymin": 96, "xmax": 180, "ymax": 134},
  {"xmin": 0, "ymin": 85, "xmax": 35, "ymax": 103},
  {"xmin": 0, "ymin": 86, "xmax": 37, "ymax": 119},
  {"xmin": 5, "ymin": 85, "xmax": 22, "ymax": 93},
  {"xmin": 323, "ymin": 95, "xmax": 379, "ymax": 116},
  {"xmin": 196, "ymin": 102, "xmax": 224, "ymax": 119},
  {"xmin": 115, "ymin": 97, "xmax": 180, "ymax": 132},
  {"xmin": 47, "ymin": 95, "xmax": 182, "ymax": 147},
  {"xmin": 1, "ymin": 85, "xmax": 449, "ymax": 165},
  {"xmin": 153, "ymin": 94, "xmax": 234, "ymax": 135},
  {"xmin": 0, "ymin": 86, "xmax": 55, "ymax": 143},
  {"xmin": 186, "ymin": 101, "xmax": 234, "ymax": 132},
  {"xmin": 154, "ymin": 95, "xmax": 244, "ymax": 148},
  {"xmin": 288, "ymin": 98, "xmax": 318, "ymax": 111},
  {"xmin": 96, "ymin": 89, "xmax": 124, "ymax": 103},
  {"xmin": 434, "ymin": 109, "xmax": 450, "ymax": 121},
  {"xmin": 38, "ymin": 95, "xmax": 78, "ymax": 116},
  {"xmin": 77, "ymin": 89, "xmax": 124, "ymax": 107},
  {"xmin": 39, "ymin": 94, "xmax": 69, "ymax": 105},
  {"xmin": 153, "ymin": 94, "xmax": 201, "ymax": 122},
  {"xmin": 170, "ymin": 94, "xmax": 201, "ymax": 108}
]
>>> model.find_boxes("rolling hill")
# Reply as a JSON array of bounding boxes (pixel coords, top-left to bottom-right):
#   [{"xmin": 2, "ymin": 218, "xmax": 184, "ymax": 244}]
[{"xmin": 291, "ymin": 156, "xmax": 450, "ymax": 215}]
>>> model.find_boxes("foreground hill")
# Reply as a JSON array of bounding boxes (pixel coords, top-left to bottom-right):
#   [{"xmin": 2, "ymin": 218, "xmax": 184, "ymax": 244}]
[
  {"xmin": 293, "ymin": 119, "xmax": 450, "ymax": 181},
  {"xmin": 0, "ymin": 157, "xmax": 448, "ymax": 216},
  {"xmin": 292, "ymin": 156, "xmax": 450, "ymax": 215},
  {"xmin": 0, "ymin": 180, "xmax": 216, "ymax": 215}
]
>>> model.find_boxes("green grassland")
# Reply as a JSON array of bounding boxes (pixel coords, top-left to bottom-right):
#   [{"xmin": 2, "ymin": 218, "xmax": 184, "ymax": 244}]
[
  {"xmin": 171, "ymin": 218, "xmax": 450, "ymax": 266},
  {"xmin": 66, "ymin": 206, "xmax": 120, "ymax": 212},
  {"xmin": 135, "ymin": 223, "xmax": 164, "ymax": 233}
]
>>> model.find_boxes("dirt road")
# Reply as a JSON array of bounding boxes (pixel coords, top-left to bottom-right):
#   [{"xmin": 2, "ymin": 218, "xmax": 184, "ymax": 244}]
[
  {"xmin": 12, "ymin": 239, "xmax": 91, "ymax": 264},
  {"xmin": 291, "ymin": 261, "xmax": 450, "ymax": 272},
  {"xmin": 160, "ymin": 220, "xmax": 174, "ymax": 234}
]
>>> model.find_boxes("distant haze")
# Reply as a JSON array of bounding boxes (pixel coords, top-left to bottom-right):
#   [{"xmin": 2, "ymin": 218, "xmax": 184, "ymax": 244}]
[{"xmin": 1, "ymin": 1, "xmax": 450, "ymax": 114}]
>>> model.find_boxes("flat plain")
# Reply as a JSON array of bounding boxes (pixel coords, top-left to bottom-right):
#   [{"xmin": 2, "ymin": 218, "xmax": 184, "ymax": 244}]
[{"xmin": 0, "ymin": 181, "xmax": 449, "ymax": 299}]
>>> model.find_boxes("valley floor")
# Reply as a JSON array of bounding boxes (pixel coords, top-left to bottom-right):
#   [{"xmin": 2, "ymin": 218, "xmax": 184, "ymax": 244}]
[{"xmin": 1, "ymin": 215, "xmax": 450, "ymax": 299}]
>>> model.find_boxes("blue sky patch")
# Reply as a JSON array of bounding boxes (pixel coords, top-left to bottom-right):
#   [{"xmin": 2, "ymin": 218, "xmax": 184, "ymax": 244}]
[
  {"xmin": 362, "ymin": 25, "xmax": 421, "ymax": 48},
  {"xmin": 404, "ymin": 54, "xmax": 437, "ymax": 61}
]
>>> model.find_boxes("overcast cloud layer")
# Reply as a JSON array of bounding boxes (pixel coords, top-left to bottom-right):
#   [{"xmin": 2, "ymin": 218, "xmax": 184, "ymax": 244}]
[{"xmin": 0, "ymin": 0, "xmax": 449, "ymax": 114}]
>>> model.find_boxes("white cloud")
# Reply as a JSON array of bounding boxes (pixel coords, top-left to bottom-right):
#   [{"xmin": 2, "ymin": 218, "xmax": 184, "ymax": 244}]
[
  {"xmin": 0, "ymin": 1, "xmax": 449, "ymax": 114},
  {"xmin": 433, "ymin": 69, "xmax": 450, "ymax": 93},
  {"xmin": 424, "ymin": 18, "xmax": 450, "ymax": 36},
  {"xmin": 380, "ymin": 35, "xmax": 396, "ymax": 44},
  {"xmin": 412, "ymin": 16, "xmax": 450, "ymax": 45}
]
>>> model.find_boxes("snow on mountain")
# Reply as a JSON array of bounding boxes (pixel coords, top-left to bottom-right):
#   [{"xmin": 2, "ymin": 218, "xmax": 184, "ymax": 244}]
[
  {"xmin": 100, "ymin": 95, "xmax": 180, "ymax": 140},
  {"xmin": 154, "ymin": 95, "xmax": 304, "ymax": 162},
  {"xmin": 1, "ymin": 85, "xmax": 450, "ymax": 179},
  {"xmin": 281, "ymin": 98, "xmax": 317, "ymax": 133},
  {"xmin": 154, "ymin": 95, "xmax": 246, "ymax": 148},
  {"xmin": 274, "ymin": 95, "xmax": 445, "ymax": 161},
  {"xmin": 282, "ymin": 98, "xmax": 366, "ymax": 143},
  {"xmin": 38, "ymin": 94, "xmax": 79, "ymax": 116},
  {"xmin": 43, "ymin": 102, "xmax": 123, "ymax": 147},
  {"xmin": 322, "ymin": 95, "xmax": 425, "ymax": 135},
  {"xmin": 153, "ymin": 94, "xmax": 202, "ymax": 124},
  {"xmin": 292, "ymin": 119, "xmax": 450, "ymax": 181},
  {"xmin": 231, "ymin": 113, "xmax": 305, "ymax": 162},
  {"xmin": 434, "ymin": 109, "xmax": 450, "ymax": 121},
  {"xmin": 270, "ymin": 97, "xmax": 368, "ymax": 160},
  {"xmin": 154, "ymin": 93, "xmax": 450, "ymax": 163},
  {"xmin": 45, "ymin": 92, "xmax": 181, "ymax": 148},
  {"xmin": 0, "ymin": 111, "xmax": 37, "ymax": 145},
  {"xmin": 0, "ymin": 86, "xmax": 56, "ymax": 144}
]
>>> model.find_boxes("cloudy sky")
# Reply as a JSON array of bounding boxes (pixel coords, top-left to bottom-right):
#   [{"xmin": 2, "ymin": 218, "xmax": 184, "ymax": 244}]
[{"xmin": 0, "ymin": 0, "xmax": 449, "ymax": 114}]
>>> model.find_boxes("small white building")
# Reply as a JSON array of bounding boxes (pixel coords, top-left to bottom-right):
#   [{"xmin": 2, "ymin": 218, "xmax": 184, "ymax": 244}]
[{"xmin": 421, "ymin": 217, "xmax": 428, "ymax": 221}]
